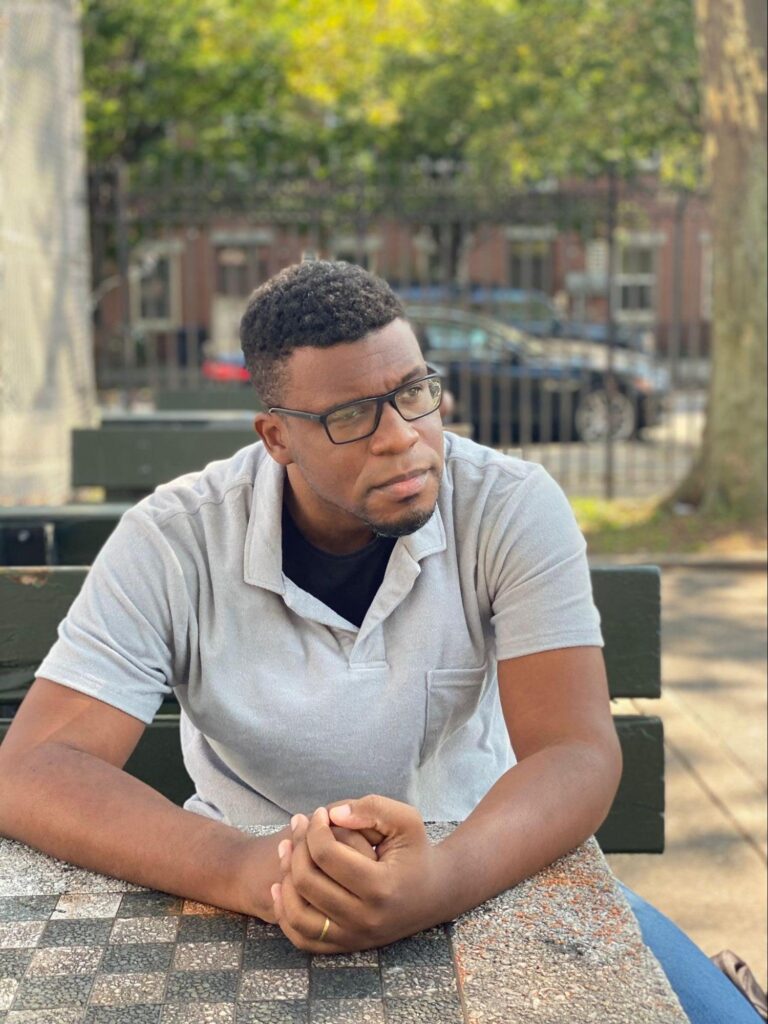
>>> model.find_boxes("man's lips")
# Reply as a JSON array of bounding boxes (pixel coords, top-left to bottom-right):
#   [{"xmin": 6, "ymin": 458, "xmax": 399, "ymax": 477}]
[{"xmin": 372, "ymin": 469, "xmax": 431, "ymax": 499}]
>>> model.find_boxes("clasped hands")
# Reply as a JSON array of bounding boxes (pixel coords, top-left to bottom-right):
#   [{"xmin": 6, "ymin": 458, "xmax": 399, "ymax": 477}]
[{"xmin": 269, "ymin": 795, "xmax": 451, "ymax": 954}]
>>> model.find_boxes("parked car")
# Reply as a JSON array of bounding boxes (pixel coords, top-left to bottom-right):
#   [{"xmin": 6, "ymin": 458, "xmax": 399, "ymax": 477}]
[
  {"xmin": 396, "ymin": 285, "xmax": 653, "ymax": 353},
  {"xmin": 201, "ymin": 307, "xmax": 668, "ymax": 444},
  {"xmin": 407, "ymin": 307, "xmax": 668, "ymax": 444}
]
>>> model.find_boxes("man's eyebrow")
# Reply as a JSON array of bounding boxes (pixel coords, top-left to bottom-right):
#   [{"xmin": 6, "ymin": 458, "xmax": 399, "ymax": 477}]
[
  {"xmin": 394, "ymin": 365, "xmax": 430, "ymax": 388},
  {"xmin": 340, "ymin": 364, "xmax": 429, "ymax": 406}
]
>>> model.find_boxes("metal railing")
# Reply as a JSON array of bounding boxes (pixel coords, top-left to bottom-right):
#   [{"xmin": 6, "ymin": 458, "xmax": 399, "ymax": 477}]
[{"xmin": 88, "ymin": 163, "xmax": 710, "ymax": 499}]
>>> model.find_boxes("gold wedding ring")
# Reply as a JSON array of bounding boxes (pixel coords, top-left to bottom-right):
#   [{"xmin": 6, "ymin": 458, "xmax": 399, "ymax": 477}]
[{"xmin": 317, "ymin": 916, "xmax": 331, "ymax": 942}]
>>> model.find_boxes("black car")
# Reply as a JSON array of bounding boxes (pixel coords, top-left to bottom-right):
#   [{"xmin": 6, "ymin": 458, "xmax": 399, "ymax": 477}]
[
  {"xmin": 407, "ymin": 307, "xmax": 668, "ymax": 445},
  {"xmin": 396, "ymin": 286, "xmax": 653, "ymax": 352}
]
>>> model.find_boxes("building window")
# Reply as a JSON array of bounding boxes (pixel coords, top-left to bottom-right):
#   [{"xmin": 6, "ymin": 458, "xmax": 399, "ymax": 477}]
[
  {"xmin": 505, "ymin": 226, "xmax": 555, "ymax": 293},
  {"xmin": 214, "ymin": 245, "xmax": 270, "ymax": 297},
  {"xmin": 130, "ymin": 243, "xmax": 182, "ymax": 329},
  {"xmin": 331, "ymin": 234, "xmax": 381, "ymax": 273},
  {"xmin": 508, "ymin": 240, "xmax": 551, "ymax": 292},
  {"xmin": 614, "ymin": 232, "xmax": 664, "ymax": 323}
]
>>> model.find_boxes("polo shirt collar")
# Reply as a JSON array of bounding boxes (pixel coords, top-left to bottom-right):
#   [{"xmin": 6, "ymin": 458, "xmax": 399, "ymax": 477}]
[
  {"xmin": 243, "ymin": 453, "xmax": 447, "ymax": 592},
  {"xmin": 243, "ymin": 454, "xmax": 286, "ymax": 593}
]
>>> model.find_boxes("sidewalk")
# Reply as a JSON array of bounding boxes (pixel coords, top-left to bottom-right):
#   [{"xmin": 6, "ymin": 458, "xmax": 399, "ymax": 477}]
[{"xmin": 605, "ymin": 567, "xmax": 767, "ymax": 990}]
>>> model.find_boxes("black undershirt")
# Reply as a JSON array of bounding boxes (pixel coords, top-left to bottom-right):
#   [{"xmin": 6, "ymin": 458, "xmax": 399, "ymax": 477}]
[{"xmin": 281, "ymin": 505, "xmax": 396, "ymax": 628}]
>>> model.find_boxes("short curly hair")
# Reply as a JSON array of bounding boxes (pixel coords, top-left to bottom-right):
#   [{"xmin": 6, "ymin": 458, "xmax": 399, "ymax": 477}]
[{"xmin": 239, "ymin": 260, "xmax": 405, "ymax": 407}]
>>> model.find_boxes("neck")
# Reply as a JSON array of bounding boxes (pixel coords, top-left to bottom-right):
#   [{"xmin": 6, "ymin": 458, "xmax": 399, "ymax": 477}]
[{"xmin": 283, "ymin": 472, "xmax": 375, "ymax": 555}]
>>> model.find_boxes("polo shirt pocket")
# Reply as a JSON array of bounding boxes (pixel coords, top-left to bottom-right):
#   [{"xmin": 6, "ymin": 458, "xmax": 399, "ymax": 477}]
[{"xmin": 419, "ymin": 663, "xmax": 488, "ymax": 765}]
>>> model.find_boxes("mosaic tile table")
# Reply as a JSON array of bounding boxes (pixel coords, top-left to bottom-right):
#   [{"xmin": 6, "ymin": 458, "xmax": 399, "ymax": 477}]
[{"xmin": 0, "ymin": 825, "xmax": 688, "ymax": 1024}]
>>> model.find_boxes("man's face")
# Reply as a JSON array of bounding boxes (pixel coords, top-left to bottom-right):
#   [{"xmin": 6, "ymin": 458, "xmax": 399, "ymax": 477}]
[{"xmin": 256, "ymin": 318, "xmax": 445, "ymax": 551}]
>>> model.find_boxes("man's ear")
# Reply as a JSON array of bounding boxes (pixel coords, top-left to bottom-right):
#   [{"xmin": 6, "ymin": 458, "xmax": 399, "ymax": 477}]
[{"xmin": 254, "ymin": 412, "xmax": 293, "ymax": 465}]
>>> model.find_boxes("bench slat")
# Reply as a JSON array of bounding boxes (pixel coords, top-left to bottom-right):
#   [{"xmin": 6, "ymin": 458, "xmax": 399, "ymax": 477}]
[
  {"xmin": 0, "ymin": 566, "xmax": 660, "ymax": 699},
  {"xmin": 596, "ymin": 715, "xmax": 664, "ymax": 853},
  {"xmin": 593, "ymin": 566, "xmax": 661, "ymax": 698},
  {"xmin": 72, "ymin": 428, "xmax": 256, "ymax": 491},
  {"xmin": 0, "ymin": 569, "xmax": 88, "ymax": 691}
]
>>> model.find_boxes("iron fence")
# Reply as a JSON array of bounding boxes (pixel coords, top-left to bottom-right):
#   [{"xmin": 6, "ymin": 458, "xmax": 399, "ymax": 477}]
[{"xmin": 88, "ymin": 162, "xmax": 711, "ymax": 499}]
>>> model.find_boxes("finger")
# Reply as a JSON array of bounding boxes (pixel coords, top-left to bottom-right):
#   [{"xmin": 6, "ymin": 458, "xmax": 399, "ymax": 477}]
[
  {"xmin": 290, "ymin": 810, "xmax": 370, "ymax": 921},
  {"xmin": 331, "ymin": 826, "xmax": 378, "ymax": 861},
  {"xmin": 328, "ymin": 795, "xmax": 424, "ymax": 852},
  {"xmin": 271, "ymin": 877, "xmax": 346, "ymax": 954},
  {"xmin": 301, "ymin": 806, "xmax": 382, "ymax": 900},
  {"xmin": 327, "ymin": 800, "xmax": 386, "ymax": 846},
  {"xmin": 277, "ymin": 838, "xmax": 293, "ymax": 875}
]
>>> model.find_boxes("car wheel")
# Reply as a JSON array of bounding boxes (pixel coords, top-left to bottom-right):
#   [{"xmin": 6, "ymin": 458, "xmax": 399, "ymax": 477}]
[{"xmin": 574, "ymin": 389, "xmax": 637, "ymax": 443}]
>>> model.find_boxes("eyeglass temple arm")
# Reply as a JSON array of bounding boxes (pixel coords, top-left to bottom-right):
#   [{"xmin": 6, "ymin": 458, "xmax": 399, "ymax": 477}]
[{"xmin": 267, "ymin": 407, "xmax": 322, "ymax": 422}]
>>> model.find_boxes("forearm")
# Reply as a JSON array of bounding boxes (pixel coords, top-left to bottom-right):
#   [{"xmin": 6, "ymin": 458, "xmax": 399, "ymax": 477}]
[
  {"xmin": 435, "ymin": 737, "xmax": 622, "ymax": 920},
  {"xmin": 0, "ymin": 741, "xmax": 283, "ymax": 920}
]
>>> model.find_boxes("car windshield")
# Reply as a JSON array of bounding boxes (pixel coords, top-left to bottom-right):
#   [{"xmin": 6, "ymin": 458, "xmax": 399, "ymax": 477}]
[{"xmin": 408, "ymin": 307, "xmax": 546, "ymax": 360}]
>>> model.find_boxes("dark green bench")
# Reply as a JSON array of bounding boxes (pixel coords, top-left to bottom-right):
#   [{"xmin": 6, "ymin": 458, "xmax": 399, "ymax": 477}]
[
  {"xmin": 0, "ymin": 564, "xmax": 663, "ymax": 852},
  {"xmin": 155, "ymin": 388, "xmax": 261, "ymax": 412},
  {"xmin": 72, "ymin": 416, "xmax": 257, "ymax": 501},
  {"xmin": 0, "ymin": 505, "xmax": 131, "ymax": 566}
]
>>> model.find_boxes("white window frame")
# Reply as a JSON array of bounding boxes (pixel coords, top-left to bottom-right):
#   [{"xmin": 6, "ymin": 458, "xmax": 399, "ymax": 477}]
[
  {"xmin": 614, "ymin": 230, "xmax": 665, "ymax": 325},
  {"xmin": 211, "ymin": 228, "xmax": 275, "ymax": 298},
  {"xmin": 504, "ymin": 225, "xmax": 556, "ymax": 294},
  {"xmin": 330, "ymin": 234, "xmax": 382, "ymax": 273},
  {"xmin": 130, "ymin": 240, "xmax": 183, "ymax": 331}
]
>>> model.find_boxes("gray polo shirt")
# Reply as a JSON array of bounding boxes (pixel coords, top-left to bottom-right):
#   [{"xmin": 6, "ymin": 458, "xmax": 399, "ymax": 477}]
[{"xmin": 37, "ymin": 432, "xmax": 603, "ymax": 826}]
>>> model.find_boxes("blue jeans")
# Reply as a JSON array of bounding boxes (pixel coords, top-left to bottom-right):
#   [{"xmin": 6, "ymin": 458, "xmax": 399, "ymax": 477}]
[{"xmin": 620, "ymin": 883, "xmax": 764, "ymax": 1023}]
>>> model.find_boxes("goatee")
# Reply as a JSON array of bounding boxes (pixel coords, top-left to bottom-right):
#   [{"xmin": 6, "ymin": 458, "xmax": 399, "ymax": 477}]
[{"xmin": 369, "ymin": 506, "xmax": 436, "ymax": 538}]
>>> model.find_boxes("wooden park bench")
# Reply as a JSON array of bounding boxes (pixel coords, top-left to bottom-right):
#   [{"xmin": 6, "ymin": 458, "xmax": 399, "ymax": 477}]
[{"xmin": 0, "ymin": 563, "xmax": 663, "ymax": 853}]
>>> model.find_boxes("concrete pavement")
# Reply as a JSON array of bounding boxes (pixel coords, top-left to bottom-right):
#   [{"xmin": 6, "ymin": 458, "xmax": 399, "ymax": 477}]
[{"xmin": 605, "ymin": 567, "xmax": 767, "ymax": 991}]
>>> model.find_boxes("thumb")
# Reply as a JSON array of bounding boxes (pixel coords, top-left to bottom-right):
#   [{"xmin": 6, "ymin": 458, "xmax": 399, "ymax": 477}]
[{"xmin": 328, "ymin": 794, "xmax": 423, "ymax": 844}]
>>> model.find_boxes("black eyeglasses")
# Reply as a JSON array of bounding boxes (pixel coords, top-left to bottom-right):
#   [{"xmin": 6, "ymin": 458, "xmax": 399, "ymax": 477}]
[{"xmin": 268, "ymin": 371, "xmax": 443, "ymax": 444}]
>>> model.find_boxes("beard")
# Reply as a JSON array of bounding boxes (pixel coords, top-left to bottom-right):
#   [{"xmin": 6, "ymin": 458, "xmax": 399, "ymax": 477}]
[{"xmin": 363, "ymin": 503, "xmax": 437, "ymax": 538}]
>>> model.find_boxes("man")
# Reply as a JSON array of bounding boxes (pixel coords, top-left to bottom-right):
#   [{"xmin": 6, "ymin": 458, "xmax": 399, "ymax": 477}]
[{"xmin": 0, "ymin": 260, "xmax": 621, "ymax": 955}]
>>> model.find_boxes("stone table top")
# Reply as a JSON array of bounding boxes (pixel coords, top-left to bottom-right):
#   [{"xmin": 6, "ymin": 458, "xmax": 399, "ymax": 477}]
[{"xmin": 0, "ymin": 826, "xmax": 688, "ymax": 1024}]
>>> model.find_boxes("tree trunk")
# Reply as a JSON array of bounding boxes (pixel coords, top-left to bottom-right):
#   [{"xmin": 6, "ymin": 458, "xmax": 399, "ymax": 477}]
[{"xmin": 677, "ymin": 0, "xmax": 767, "ymax": 517}]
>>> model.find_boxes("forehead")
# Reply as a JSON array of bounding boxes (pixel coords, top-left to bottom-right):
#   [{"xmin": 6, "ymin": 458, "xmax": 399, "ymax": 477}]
[{"xmin": 283, "ymin": 319, "xmax": 427, "ymax": 408}]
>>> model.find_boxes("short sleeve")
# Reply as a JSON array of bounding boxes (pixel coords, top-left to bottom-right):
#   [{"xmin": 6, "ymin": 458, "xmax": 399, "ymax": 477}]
[
  {"xmin": 35, "ymin": 510, "xmax": 190, "ymax": 724},
  {"xmin": 485, "ymin": 466, "xmax": 603, "ymax": 661}
]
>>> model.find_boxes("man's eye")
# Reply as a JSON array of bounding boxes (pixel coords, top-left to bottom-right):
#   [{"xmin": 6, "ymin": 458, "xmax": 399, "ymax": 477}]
[{"xmin": 330, "ymin": 404, "xmax": 366, "ymax": 423}]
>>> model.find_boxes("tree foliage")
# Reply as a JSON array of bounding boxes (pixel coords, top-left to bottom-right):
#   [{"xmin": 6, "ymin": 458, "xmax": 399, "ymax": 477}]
[{"xmin": 82, "ymin": 0, "xmax": 702, "ymax": 185}]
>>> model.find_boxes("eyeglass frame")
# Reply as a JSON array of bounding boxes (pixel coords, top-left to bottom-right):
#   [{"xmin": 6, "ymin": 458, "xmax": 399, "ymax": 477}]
[{"xmin": 267, "ymin": 367, "xmax": 443, "ymax": 445}]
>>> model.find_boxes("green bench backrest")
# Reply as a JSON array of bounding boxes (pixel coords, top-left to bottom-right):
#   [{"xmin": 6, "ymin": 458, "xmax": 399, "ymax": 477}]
[
  {"xmin": 155, "ymin": 389, "xmax": 262, "ymax": 412},
  {"xmin": 0, "ymin": 565, "xmax": 661, "ymax": 700},
  {"xmin": 0, "ymin": 506, "xmax": 130, "ymax": 567},
  {"xmin": 72, "ymin": 427, "xmax": 257, "ymax": 495},
  {"xmin": 0, "ymin": 564, "xmax": 663, "ymax": 853}
]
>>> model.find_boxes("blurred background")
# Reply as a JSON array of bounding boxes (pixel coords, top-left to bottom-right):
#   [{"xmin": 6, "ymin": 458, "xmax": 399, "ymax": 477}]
[{"xmin": 0, "ymin": 0, "xmax": 764, "ymax": 542}]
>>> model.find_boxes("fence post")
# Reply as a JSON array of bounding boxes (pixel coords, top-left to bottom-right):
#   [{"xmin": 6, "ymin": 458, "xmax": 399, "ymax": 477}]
[
  {"xmin": 604, "ymin": 164, "xmax": 619, "ymax": 500},
  {"xmin": 115, "ymin": 159, "xmax": 134, "ymax": 408},
  {"xmin": 668, "ymin": 190, "xmax": 688, "ymax": 389}
]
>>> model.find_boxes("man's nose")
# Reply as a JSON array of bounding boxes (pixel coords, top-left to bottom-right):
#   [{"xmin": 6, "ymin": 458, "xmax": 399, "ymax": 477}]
[{"xmin": 368, "ymin": 399, "xmax": 419, "ymax": 453}]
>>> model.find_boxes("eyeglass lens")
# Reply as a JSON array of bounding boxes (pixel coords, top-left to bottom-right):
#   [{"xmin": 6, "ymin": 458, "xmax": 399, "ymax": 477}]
[{"xmin": 325, "ymin": 378, "xmax": 442, "ymax": 443}]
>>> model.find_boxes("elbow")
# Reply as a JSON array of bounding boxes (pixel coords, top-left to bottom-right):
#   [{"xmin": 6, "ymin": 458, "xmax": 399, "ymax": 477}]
[
  {"xmin": 607, "ymin": 726, "xmax": 624, "ymax": 804},
  {"xmin": 595, "ymin": 724, "xmax": 623, "ymax": 824}
]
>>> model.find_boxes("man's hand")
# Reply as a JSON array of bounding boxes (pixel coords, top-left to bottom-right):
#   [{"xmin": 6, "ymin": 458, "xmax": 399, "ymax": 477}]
[
  {"xmin": 270, "ymin": 795, "xmax": 452, "ymax": 954},
  {"xmin": 243, "ymin": 822, "xmax": 378, "ymax": 924}
]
